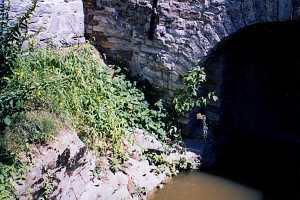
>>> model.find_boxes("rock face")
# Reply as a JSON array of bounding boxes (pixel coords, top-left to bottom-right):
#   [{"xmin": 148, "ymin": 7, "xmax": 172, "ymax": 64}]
[
  {"xmin": 9, "ymin": 0, "xmax": 85, "ymax": 47},
  {"xmin": 85, "ymin": 0, "xmax": 295, "ymax": 97},
  {"xmin": 16, "ymin": 130, "xmax": 95, "ymax": 200},
  {"xmin": 16, "ymin": 129, "xmax": 199, "ymax": 200}
]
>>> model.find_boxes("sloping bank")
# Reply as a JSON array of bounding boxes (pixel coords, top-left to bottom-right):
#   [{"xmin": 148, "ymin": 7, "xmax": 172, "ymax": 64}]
[{"xmin": 0, "ymin": 44, "xmax": 199, "ymax": 200}]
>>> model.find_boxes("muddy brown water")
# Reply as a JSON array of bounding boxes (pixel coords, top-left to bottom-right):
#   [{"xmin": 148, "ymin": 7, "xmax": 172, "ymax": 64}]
[{"xmin": 150, "ymin": 172, "xmax": 263, "ymax": 200}]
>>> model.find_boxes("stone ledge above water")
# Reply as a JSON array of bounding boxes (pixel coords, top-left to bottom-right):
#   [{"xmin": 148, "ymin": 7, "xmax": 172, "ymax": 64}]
[{"xmin": 16, "ymin": 129, "xmax": 200, "ymax": 200}]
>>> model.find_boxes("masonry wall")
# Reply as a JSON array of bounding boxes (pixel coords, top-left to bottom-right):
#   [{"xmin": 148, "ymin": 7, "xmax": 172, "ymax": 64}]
[
  {"xmin": 8, "ymin": 0, "xmax": 296, "ymax": 93},
  {"xmin": 9, "ymin": 0, "xmax": 85, "ymax": 47},
  {"xmin": 85, "ymin": 0, "xmax": 295, "ymax": 99}
]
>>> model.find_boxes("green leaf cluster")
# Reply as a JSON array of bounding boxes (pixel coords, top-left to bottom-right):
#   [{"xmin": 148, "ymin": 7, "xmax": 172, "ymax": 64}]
[
  {"xmin": 0, "ymin": 0, "xmax": 37, "ymax": 78},
  {"xmin": 0, "ymin": 161, "xmax": 27, "ymax": 200},
  {"xmin": 173, "ymin": 66, "xmax": 218, "ymax": 114},
  {"xmin": 1, "ymin": 44, "xmax": 167, "ymax": 157},
  {"xmin": 0, "ymin": 44, "xmax": 168, "ymax": 198}
]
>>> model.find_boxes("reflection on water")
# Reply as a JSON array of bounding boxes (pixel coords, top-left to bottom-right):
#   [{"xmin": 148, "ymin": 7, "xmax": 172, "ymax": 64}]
[{"xmin": 150, "ymin": 172, "xmax": 262, "ymax": 200}]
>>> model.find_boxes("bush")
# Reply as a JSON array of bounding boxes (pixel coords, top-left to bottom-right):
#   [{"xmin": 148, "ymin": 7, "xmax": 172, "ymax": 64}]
[
  {"xmin": 0, "ymin": 43, "xmax": 168, "ymax": 198},
  {"xmin": 0, "ymin": 1, "xmax": 39, "ymax": 198},
  {"xmin": 173, "ymin": 65, "xmax": 218, "ymax": 139},
  {"xmin": 0, "ymin": 0, "xmax": 37, "ymax": 78},
  {"xmin": 0, "ymin": 111, "xmax": 60, "ymax": 200},
  {"xmin": 1, "ymin": 44, "xmax": 167, "ymax": 158},
  {"xmin": 0, "ymin": 163, "xmax": 25, "ymax": 200},
  {"xmin": 173, "ymin": 66, "xmax": 218, "ymax": 114},
  {"xmin": 2, "ymin": 111, "xmax": 63, "ymax": 159}
]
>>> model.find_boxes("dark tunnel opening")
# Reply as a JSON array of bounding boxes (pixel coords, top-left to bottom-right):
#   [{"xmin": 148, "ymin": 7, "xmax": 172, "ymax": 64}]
[{"xmin": 205, "ymin": 21, "xmax": 300, "ymax": 200}]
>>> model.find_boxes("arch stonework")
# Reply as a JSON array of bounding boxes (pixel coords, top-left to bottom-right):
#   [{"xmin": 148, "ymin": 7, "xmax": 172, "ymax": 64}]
[
  {"xmin": 85, "ymin": 0, "xmax": 296, "ymax": 98},
  {"xmin": 7, "ymin": 0, "xmax": 298, "ymax": 95}
]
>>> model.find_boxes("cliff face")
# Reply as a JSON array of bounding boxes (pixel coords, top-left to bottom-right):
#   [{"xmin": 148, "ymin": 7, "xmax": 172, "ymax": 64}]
[{"xmin": 85, "ymin": 0, "xmax": 294, "ymax": 97}]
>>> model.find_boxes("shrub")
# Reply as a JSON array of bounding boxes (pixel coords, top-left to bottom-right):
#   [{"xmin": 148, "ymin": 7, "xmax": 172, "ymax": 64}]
[
  {"xmin": 0, "ymin": 2, "xmax": 39, "ymax": 198},
  {"xmin": 0, "ymin": 111, "xmax": 61, "ymax": 200},
  {"xmin": 2, "ymin": 44, "xmax": 167, "ymax": 158},
  {"xmin": 173, "ymin": 66, "xmax": 218, "ymax": 114},
  {"xmin": 2, "ymin": 111, "xmax": 63, "ymax": 159},
  {"xmin": 0, "ymin": 0, "xmax": 37, "ymax": 78},
  {"xmin": 0, "ymin": 43, "xmax": 168, "ymax": 198},
  {"xmin": 0, "ymin": 163, "xmax": 25, "ymax": 200},
  {"xmin": 173, "ymin": 65, "xmax": 218, "ymax": 139}
]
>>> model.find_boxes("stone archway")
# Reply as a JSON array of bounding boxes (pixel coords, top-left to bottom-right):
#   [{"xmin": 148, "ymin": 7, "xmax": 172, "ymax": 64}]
[
  {"xmin": 214, "ymin": 21, "xmax": 300, "ymax": 137},
  {"xmin": 85, "ymin": 0, "xmax": 297, "ymax": 98},
  {"xmin": 205, "ymin": 20, "xmax": 300, "ymax": 199},
  {"xmin": 8, "ymin": 0, "xmax": 299, "ymax": 98},
  {"xmin": 6, "ymin": 0, "xmax": 299, "ymax": 92}
]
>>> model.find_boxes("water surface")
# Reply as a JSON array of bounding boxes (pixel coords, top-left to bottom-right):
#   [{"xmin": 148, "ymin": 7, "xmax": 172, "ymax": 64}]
[{"xmin": 150, "ymin": 172, "xmax": 263, "ymax": 200}]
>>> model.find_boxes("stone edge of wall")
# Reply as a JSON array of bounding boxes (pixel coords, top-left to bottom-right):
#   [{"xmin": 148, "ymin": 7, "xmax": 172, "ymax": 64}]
[{"xmin": 8, "ymin": 0, "xmax": 85, "ymax": 48}]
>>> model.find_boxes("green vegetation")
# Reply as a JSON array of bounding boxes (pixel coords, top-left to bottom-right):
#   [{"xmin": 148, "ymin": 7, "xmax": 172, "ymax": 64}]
[
  {"xmin": 7, "ymin": 44, "xmax": 167, "ymax": 153},
  {"xmin": 173, "ymin": 65, "xmax": 218, "ymax": 140},
  {"xmin": 0, "ymin": 1, "xmax": 168, "ymax": 192},
  {"xmin": 144, "ymin": 151, "xmax": 193, "ymax": 176},
  {"xmin": 0, "ymin": 1, "xmax": 40, "ymax": 198},
  {"xmin": 173, "ymin": 66, "xmax": 217, "ymax": 114},
  {"xmin": 0, "ymin": 162, "xmax": 26, "ymax": 200},
  {"xmin": 1, "ymin": 42, "xmax": 168, "ymax": 156},
  {"xmin": 0, "ymin": 111, "xmax": 63, "ymax": 200},
  {"xmin": 0, "ymin": 0, "xmax": 37, "ymax": 78},
  {"xmin": 3, "ymin": 111, "xmax": 63, "ymax": 159},
  {"xmin": 0, "ymin": 40, "xmax": 215, "ymax": 198},
  {"xmin": 0, "ymin": 1, "xmax": 214, "ymax": 197},
  {"xmin": 0, "ymin": 44, "xmax": 168, "ymax": 198}
]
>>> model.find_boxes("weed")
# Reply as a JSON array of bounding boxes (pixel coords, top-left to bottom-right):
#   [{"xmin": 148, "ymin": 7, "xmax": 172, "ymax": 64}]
[{"xmin": 1, "ymin": 44, "xmax": 167, "ymax": 172}]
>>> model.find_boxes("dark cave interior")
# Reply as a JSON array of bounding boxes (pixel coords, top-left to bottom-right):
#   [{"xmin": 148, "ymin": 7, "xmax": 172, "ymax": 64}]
[{"xmin": 209, "ymin": 21, "xmax": 300, "ymax": 200}]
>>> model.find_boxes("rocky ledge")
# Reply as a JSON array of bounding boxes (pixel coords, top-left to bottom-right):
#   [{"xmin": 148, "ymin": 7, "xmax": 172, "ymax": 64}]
[{"xmin": 16, "ymin": 129, "xmax": 200, "ymax": 200}]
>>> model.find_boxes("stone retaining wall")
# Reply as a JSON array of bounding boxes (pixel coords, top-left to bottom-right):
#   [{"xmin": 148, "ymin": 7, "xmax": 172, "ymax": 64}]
[{"xmin": 9, "ymin": 0, "xmax": 85, "ymax": 47}]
